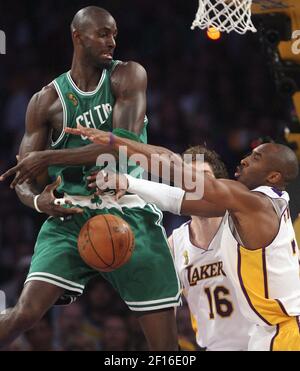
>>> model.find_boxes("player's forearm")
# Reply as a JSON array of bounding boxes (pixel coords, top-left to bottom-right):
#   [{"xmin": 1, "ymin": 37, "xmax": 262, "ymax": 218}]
[
  {"xmin": 15, "ymin": 182, "xmax": 40, "ymax": 210},
  {"xmin": 113, "ymin": 136, "xmax": 223, "ymax": 199},
  {"xmin": 114, "ymin": 136, "xmax": 172, "ymax": 157},
  {"xmin": 126, "ymin": 175, "xmax": 185, "ymax": 215},
  {"xmin": 126, "ymin": 175, "xmax": 226, "ymax": 218},
  {"xmin": 113, "ymin": 136, "xmax": 183, "ymax": 182},
  {"xmin": 42, "ymin": 144, "xmax": 117, "ymax": 166}
]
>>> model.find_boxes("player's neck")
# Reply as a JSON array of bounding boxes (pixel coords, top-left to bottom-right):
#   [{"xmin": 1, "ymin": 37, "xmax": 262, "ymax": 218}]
[
  {"xmin": 70, "ymin": 58, "xmax": 104, "ymax": 92},
  {"xmin": 189, "ymin": 217, "xmax": 222, "ymax": 250}
]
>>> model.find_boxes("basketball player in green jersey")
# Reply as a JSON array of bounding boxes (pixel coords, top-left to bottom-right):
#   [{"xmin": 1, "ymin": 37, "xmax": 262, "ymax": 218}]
[{"xmin": 0, "ymin": 7, "xmax": 180, "ymax": 349}]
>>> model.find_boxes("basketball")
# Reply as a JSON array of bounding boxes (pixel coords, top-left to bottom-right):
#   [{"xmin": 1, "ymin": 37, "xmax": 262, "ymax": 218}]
[{"xmin": 78, "ymin": 214, "xmax": 135, "ymax": 272}]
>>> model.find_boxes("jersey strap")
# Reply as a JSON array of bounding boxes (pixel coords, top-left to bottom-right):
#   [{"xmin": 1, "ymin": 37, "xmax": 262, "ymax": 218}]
[{"xmin": 252, "ymin": 186, "xmax": 290, "ymax": 203}]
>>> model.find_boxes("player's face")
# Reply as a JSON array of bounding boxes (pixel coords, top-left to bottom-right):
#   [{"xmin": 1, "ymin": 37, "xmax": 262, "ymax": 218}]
[
  {"xmin": 235, "ymin": 145, "xmax": 273, "ymax": 189},
  {"xmin": 80, "ymin": 15, "xmax": 117, "ymax": 68}
]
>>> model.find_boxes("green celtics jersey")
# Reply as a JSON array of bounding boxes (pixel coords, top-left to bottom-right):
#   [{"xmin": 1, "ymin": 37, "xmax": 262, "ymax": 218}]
[{"xmin": 49, "ymin": 60, "xmax": 148, "ymax": 196}]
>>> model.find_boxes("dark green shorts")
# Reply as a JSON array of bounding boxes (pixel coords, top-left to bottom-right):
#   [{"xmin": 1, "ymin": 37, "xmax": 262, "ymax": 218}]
[{"xmin": 25, "ymin": 204, "xmax": 181, "ymax": 311}]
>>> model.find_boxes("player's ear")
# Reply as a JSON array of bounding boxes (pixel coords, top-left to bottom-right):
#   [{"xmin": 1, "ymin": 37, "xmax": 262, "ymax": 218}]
[
  {"xmin": 72, "ymin": 30, "xmax": 82, "ymax": 46},
  {"xmin": 267, "ymin": 171, "xmax": 282, "ymax": 185}
]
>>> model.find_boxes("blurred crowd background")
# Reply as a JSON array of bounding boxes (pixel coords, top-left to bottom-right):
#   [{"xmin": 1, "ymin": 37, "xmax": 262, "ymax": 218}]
[{"xmin": 0, "ymin": 0, "xmax": 299, "ymax": 351}]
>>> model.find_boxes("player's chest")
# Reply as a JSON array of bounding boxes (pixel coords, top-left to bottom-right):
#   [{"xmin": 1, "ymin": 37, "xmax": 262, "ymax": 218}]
[
  {"xmin": 68, "ymin": 90, "xmax": 115, "ymax": 129},
  {"xmin": 178, "ymin": 249, "xmax": 226, "ymax": 288}
]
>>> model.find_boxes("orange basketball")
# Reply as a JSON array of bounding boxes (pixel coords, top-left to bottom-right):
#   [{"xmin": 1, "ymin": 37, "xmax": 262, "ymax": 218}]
[{"xmin": 78, "ymin": 214, "xmax": 135, "ymax": 272}]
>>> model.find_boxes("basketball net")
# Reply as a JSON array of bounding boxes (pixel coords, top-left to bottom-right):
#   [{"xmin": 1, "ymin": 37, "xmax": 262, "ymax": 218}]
[{"xmin": 191, "ymin": 0, "xmax": 257, "ymax": 34}]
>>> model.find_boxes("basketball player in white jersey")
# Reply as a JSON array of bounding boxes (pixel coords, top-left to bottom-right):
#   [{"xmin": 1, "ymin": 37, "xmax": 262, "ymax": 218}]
[
  {"xmin": 63, "ymin": 126, "xmax": 300, "ymax": 351},
  {"xmin": 169, "ymin": 146, "xmax": 252, "ymax": 351}
]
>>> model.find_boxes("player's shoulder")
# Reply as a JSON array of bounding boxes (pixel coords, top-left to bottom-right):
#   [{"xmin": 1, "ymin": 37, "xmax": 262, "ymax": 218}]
[
  {"xmin": 28, "ymin": 83, "xmax": 58, "ymax": 116},
  {"xmin": 113, "ymin": 60, "xmax": 146, "ymax": 72},
  {"xmin": 111, "ymin": 60, "xmax": 147, "ymax": 82},
  {"xmin": 31, "ymin": 83, "xmax": 58, "ymax": 106}
]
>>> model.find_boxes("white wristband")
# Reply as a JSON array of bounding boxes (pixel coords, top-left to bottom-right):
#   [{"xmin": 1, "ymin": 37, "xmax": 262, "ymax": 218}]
[
  {"xmin": 34, "ymin": 195, "xmax": 43, "ymax": 213},
  {"xmin": 125, "ymin": 175, "xmax": 185, "ymax": 215}
]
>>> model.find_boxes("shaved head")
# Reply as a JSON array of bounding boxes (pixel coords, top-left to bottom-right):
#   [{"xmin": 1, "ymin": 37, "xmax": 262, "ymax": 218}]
[
  {"xmin": 262, "ymin": 143, "xmax": 299, "ymax": 184},
  {"xmin": 70, "ymin": 6, "xmax": 117, "ymax": 68},
  {"xmin": 71, "ymin": 6, "xmax": 113, "ymax": 33}
]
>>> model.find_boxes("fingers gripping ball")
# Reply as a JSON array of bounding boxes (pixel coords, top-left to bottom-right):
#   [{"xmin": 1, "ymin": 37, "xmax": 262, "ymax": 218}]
[{"xmin": 78, "ymin": 215, "xmax": 135, "ymax": 272}]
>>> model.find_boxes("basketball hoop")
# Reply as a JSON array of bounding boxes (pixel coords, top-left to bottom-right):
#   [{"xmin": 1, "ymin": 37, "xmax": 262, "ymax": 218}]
[{"xmin": 191, "ymin": 0, "xmax": 257, "ymax": 34}]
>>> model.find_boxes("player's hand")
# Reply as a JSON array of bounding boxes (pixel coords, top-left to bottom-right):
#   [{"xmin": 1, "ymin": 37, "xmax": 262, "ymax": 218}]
[
  {"xmin": 89, "ymin": 170, "xmax": 128, "ymax": 200},
  {"xmin": 0, "ymin": 151, "xmax": 49, "ymax": 189},
  {"xmin": 65, "ymin": 124, "xmax": 110, "ymax": 145},
  {"xmin": 87, "ymin": 171, "xmax": 100, "ymax": 190},
  {"xmin": 36, "ymin": 176, "xmax": 84, "ymax": 217},
  {"xmin": 87, "ymin": 171, "xmax": 126, "ymax": 200}
]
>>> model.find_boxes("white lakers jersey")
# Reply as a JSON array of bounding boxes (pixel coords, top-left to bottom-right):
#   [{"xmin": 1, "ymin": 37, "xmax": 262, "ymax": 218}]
[
  {"xmin": 172, "ymin": 221, "xmax": 252, "ymax": 351},
  {"xmin": 220, "ymin": 187, "xmax": 300, "ymax": 350}
]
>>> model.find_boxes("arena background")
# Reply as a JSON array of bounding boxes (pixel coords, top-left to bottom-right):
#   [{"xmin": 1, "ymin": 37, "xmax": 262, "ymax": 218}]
[{"xmin": 0, "ymin": 0, "xmax": 299, "ymax": 350}]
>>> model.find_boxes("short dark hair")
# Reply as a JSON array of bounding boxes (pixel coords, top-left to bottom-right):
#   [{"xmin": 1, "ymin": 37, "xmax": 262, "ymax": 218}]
[{"xmin": 183, "ymin": 145, "xmax": 229, "ymax": 179}]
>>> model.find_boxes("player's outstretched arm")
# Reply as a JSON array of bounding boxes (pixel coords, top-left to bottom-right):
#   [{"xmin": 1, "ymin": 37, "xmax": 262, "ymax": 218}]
[
  {"xmin": 66, "ymin": 125, "xmax": 178, "ymax": 162},
  {"xmin": 66, "ymin": 124, "xmax": 183, "ymax": 183},
  {"xmin": 78, "ymin": 130, "xmax": 268, "ymax": 214},
  {"xmin": 65, "ymin": 124, "xmax": 271, "ymax": 217},
  {"xmin": 95, "ymin": 171, "xmax": 226, "ymax": 218},
  {"xmin": 124, "ymin": 172, "xmax": 268, "ymax": 218}
]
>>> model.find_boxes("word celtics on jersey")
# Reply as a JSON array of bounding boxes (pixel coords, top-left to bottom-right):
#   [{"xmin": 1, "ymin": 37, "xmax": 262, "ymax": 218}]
[
  {"xmin": 76, "ymin": 102, "xmax": 113, "ymax": 132},
  {"xmin": 49, "ymin": 60, "xmax": 148, "ymax": 196}
]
